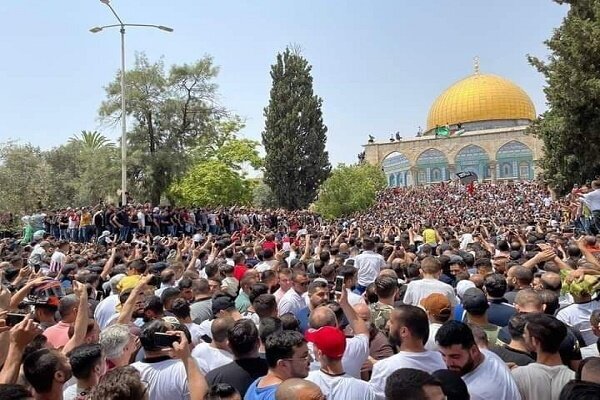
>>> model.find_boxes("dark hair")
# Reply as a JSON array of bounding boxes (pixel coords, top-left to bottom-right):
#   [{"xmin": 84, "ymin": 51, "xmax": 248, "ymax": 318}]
[
  {"xmin": 253, "ymin": 294, "xmax": 277, "ymax": 318},
  {"xmin": 160, "ymin": 287, "xmax": 181, "ymax": 306},
  {"xmin": 375, "ymin": 275, "xmax": 398, "ymax": 298},
  {"xmin": 139, "ymin": 319, "xmax": 168, "ymax": 351},
  {"xmin": 507, "ymin": 314, "xmax": 528, "ymax": 340},
  {"xmin": 539, "ymin": 289, "xmax": 560, "ymax": 315},
  {"xmin": 127, "ymin": 259, "xmax": 147, "ymax": 274},
  {"xmin": 233, "ymin": 253, "xmax": 245, "ymax": 265},
  {"xmin": 264, "ymin": 330, "xmax": 306, "ymax": 368},
  {"xmin": 228, "ymin": 319, "xmax": 259, "ymax": 358},
  {"xmin": 178, "ymin": 277, "xmax": 193, "ymax": 290},
  {"xmin": 394, "ymin": 305, "xmax": 430, "ymax": 344},
  {"xmin": 385, "ymin": 368, "xmax": 442, "ymax": 400},
  {"xmin": 365, "ymin": 283, "xmax": 379, "ymax": 304},
  {"xmin": 88, "ymin": 366, "xmax": 146, "ymax": 400},
  {"xmin": 484, "ymin": 273, "xmax": 507, "ymax": 298},
  {"xmin": 143, "ymin": 295, "xmax": 164, "ymax": 315},
  {"xmin": 206, "ymin": 383, "xmax": 240, "ymax": 400},
  {"xmin": 431, "ymin": 369, "xmax": 470, "ymax": 400},
  {"xmin": 0, "ymin": 384, "xmax": 32, "ymax": 400},
  {"xmin": 280, "ymin": 313, "xmax": 301, "ymax": 332},
  {"xmin": 525, "ymin": 313, "xmax": 566, "ymax": 353},
  {"xmin": 23, "ymin": 349, "xmax": 64, "ymax": 393},
  {"xmin": 259, "ymin": 317, "xmax": 282, "ymax": 344},
  {"xmin": 171, "ymin": 298, "xmax": 191, "ymax": 319},
  {"xmin": 559, "ymin": 380, "xmax": 600, "ymax": 400},
  {"xmin": 249, "ymin": 283, "xmax": 269, "ymax": 303},
  {"xmin": 211, "ymin": 317, "xmax": 235, "ymax": 343},
  {"xmin": 339, "ymin": 266, "xmax": 357, "ymax": 281},
  {"xmin": 68, "ymin": 343, "xmax": 103, "ymax": 380},
  {"xmin": 435, "ymin": 321, "xmax": 475, "ymax": 349},
  {"xmin": 307, "ymin": 280, "xmax": 328, "ymax": 295}
]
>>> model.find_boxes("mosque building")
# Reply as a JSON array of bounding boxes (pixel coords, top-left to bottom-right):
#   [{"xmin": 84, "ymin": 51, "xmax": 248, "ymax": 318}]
[{"xmin": 363, "ymin": 64, "xmax": 543, "ymax": 187}]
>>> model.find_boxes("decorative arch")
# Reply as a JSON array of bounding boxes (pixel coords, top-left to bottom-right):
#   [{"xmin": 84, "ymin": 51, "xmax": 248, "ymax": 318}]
[
  {"xmin": 455, "ymin": 144, "xmax": 490, "ymax": 179},
  {"xmin": 496, "ymin": 141, "xmax": 533, "ymax": 180},
  {"xmin": 416, "ymin": 148, "xmax": 449, "ymax": 185},
  {"xmin": 382, "ymin": 152, "xmax": 410, "ymax": 188}
]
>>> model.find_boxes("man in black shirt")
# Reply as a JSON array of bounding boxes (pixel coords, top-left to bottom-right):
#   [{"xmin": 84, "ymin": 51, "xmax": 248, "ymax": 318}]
[
  {"xmin": 484, "ymin": 273, "xmax": 516, "ymax": 327},
  {"xmin": 490, "ymin": 314, "xmax": 534, "ymax": 366},
  {"xmin": 205, "ymin": 319, "xmax": 268, "ymax": 397}
]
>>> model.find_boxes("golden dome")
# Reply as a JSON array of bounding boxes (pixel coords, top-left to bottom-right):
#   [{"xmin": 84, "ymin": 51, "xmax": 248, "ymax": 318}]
[{"xmin": 426, "ymin": 73, "xmax": 536, "ymax": 132}]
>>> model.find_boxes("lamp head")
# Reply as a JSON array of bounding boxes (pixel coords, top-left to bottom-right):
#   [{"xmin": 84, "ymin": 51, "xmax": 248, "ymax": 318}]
[
  {"xmin": 90, "ymin": 26, "xmax": 103, "ymax": 33},
  {"xmin": 100, "ymin": 0, "xmax": 110, "ymax": 4},
  {"xmin": 158, "ymin": 26, "xmax": 174, "ymax": 32}
]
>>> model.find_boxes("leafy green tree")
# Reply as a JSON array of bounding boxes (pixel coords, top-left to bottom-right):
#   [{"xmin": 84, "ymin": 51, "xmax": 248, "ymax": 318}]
[
  {"xmin": 252, "ymin": 181, "xmax": 278, "ymax": 208},
  {"xmin": 68, "ymin": 130, "xmax": 114, "ymax": 150},
  {"xmin": 99, "ymin": 53, "xmax": 229, "ymax": 204},
  {"xmin": 262, "ymin": 47, "xmax": 331, "ymax": 210},
  {"xmin": 169, "ymin": 138, "xmax": 261, "ymax": 207},
  {"xmin": 0, "ymin": 142, "xmax": 51, "ymax": 213},
  {"xmin": 528, "ymin": 0, "xmax": 600, "ymax": 194},
  {"xmin": 314, "ymin": 163, "xmax": 386, "ymax": 219}
]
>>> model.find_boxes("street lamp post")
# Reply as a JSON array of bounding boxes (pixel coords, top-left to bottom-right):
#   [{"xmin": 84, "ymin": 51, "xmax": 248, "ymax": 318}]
[{"xmin": 91, "ymin": 0, "xmax": 173, "ymax": 207}]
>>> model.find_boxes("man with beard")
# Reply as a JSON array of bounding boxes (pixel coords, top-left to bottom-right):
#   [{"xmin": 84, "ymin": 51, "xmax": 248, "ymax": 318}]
[
  {"xmin": 511, "ymin": 314, "xmax": 575, "ymax": 400},
  {"xmin": 369, "ymin": 305, "xmax": 446, "ymax": 400},
  {"xmin": 297, "ymin": 280, "xmax": 329, "ymax": 333},
  {"xmin": 23, "ymin": 348, "xmax": 73, "ymax": 400},
  {"xmin": 435, "ymin": 321, "xmax": 521, "ymax": 400}
]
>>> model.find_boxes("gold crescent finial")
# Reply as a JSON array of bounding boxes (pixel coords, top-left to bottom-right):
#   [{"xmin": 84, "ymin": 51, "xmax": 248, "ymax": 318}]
[{"xmin": 474, "ymin": 56, "xmax": 480, "ymax": 75}]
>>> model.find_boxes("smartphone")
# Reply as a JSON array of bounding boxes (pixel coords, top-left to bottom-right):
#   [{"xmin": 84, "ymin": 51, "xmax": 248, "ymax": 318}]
[
  {"xmin": 6, "ymin": 313, "xmax": 26, "ymax": 327},
  {"xmin": 153, "ymin": 332, "xmax": 180, "ymax": 348},
  {"xmin": 334, "ymin": 276, "xmax": 344, "ymax": 293}
]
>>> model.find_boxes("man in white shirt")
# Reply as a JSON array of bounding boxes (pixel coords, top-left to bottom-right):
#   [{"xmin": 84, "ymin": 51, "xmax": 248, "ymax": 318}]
[
  {"xmin": 353, "ymin": 237, "xmax": 385, "ymax": 294},
  {"xmin": 579, "ymin": 180, "xmax": 600, "ymax": 212},
  {"xmin": 403, "ymin": 256, "xmax": 458, "ymax": 310},
  {"xmin": 512, "ymin": 314, "xmax": 575, "ymax": 400},
  {"xmin": 436, "ymin": 320, "xmax": 521, "ymax": 400},
  {"xmin": 339, "ymin": 266, "xmax": 366, "ymax": 306},
  {"xmin": 278, "ymin": 270, "xmax": 309, "ymax": 316},
  {"xmin": 306, "ymin": 326, "xmax": 375, "ymax": 400},
  {"xmin": 94, "ymin": 274, "xmax": 125, "ymax": 330},
  {"xmin": 131, "ymin": 321, "xmax": 192, "ymax": 400},
  {"xmin": 307, "ymin": 284, "xmax": 369, "ymax": 379},
  {"xmin": 191, "ymin": 316, "xmax": 235, "ymax": 374},
  {"xmin": 273, "ymin": 268, "xmax": 293, "ymax": 304},
  {"xmin": 556, "ymin": 291, "xmax": 600, "ymax": 346},
  {"xmin": 369, "ymin": 305, "xmax": 446, "ymax": 400}
]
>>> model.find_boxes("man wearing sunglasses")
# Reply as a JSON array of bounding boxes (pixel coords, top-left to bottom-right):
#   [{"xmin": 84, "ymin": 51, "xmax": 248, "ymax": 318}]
[{"xmin": 278, "ymin": 271, "xmax": 309, "ymax": 316}]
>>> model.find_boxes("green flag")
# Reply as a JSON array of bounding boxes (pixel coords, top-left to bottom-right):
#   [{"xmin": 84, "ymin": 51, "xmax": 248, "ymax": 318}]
[{"xmin": 435, "ymin": 126, "xmax": 449, "ymax": 137}]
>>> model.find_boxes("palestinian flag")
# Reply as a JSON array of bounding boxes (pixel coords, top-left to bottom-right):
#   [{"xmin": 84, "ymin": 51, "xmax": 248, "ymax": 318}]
[{"xmin": 435, "ymin": 126, "xmax": 450, "ymax": 137}]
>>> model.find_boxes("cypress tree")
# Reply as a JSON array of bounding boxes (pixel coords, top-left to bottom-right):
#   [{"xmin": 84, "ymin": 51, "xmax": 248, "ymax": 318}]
[
  {"xmin": 262, "ymin": 47, "xmax": 331, "ymax": 209},
  {"xmin": 529, "ymin": 0, "xmax": 600, "ymax": 194}
]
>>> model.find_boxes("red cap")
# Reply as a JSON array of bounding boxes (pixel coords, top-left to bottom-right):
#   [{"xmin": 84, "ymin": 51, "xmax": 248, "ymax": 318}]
[{"xmin": 305, "ymin": 326, "xmax": 346, "ymax": 358}]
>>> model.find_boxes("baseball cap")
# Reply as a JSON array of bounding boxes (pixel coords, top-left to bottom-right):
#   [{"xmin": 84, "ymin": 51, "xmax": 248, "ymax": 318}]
[
  {"xmin": 305, "ymin": 326, "xmax": 346, "ymax": 358},
  {"xmin": 456, "ymin": 280, "xmax": 476, "ymax": 299},
  {"xmin": 462, "ymin": 288, "xmax": 489, "ymax": 313},
  {"xmin": 212, "ymin": 295, "xmax": 236, "ymax": 316},
  {"xmin": 420, "ymin": 293, "xmax": 451, "ymax": 319}
]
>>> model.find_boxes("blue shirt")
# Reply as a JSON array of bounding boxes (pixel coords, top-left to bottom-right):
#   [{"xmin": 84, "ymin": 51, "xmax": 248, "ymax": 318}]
[
  {"xmin": 297, "ymin": 306, "xmax": 310, "ymax": 333},
  {"xmin": 244, "ymin": 378, "xmax": 278, "ymax": 400}
]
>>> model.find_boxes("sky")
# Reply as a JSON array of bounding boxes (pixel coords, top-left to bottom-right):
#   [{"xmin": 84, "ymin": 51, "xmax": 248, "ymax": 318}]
[{"xmin": 0, "ymin": 1, "xmax": 567, "ymax": 166}]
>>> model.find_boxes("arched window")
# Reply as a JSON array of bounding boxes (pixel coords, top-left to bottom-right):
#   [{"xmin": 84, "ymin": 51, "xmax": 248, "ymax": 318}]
[
  {"xmin": 496, "ymin": 141, "xmax": 533, "ymax": 180},
  {"xmin": 382, "ymin": 152, "xmax": 410, "ymax": 187},
  {"xmin": 502, "ymin": 163, "xmax": 513, "ymax": 178},
  {"xmin": 431, "ymin": 168, "xmax": 442, "ymax": 182}
]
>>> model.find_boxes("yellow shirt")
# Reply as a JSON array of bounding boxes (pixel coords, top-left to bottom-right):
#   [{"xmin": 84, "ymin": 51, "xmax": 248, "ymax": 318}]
[
  {"xmin": 117, "ymin": 275, "xmax": 141, "ymax": 293},
  {"xmin": 423, "ymin": 228, "xmax": 437, "ymax": 245},
  {"xmin": 80, "ymin": 212, "xmax": 92, "ymax": 226}
]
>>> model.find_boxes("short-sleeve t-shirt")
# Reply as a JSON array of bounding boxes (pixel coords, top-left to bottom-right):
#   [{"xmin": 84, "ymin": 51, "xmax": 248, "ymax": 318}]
[{"xmin": 243, "ymin": 379, "xmax": 278, "ymax": 400}]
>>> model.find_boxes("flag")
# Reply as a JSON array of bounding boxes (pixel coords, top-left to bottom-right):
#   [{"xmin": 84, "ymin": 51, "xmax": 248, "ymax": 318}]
[
  {"xmin": 454, "ymin": 128, "xmax": 466, "ymax": 136},
  {"xmin": 435, "ymin": 126, "xmax": 450, "ymax": 137}
]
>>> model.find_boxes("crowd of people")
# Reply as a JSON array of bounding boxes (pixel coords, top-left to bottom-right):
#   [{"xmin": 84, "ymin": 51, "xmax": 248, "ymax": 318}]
[{"xmin": 1, "ymin": 179, "xmax": 600, "ymax": 399}]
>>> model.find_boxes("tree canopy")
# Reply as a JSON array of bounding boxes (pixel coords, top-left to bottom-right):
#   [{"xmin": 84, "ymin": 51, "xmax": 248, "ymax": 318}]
[
  {"xmin": 313, "ymin": 163, "xmax": 386, "ymax": 219},
  {"xmin": 99, "ymin": 53, "xmax": 230, "ymax": 204},
  {"xmin": 262, "ymin": 47, "xmax": 331, "ymax": 210},
  {"xmin": 529, "ymin": 0, "xmax": 600, "ymax": 194}
]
